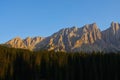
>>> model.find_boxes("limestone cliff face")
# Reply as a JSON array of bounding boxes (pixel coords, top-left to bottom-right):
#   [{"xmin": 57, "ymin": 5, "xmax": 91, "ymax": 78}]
[
  {"xmin": 6, "ymin": 37, "xmax": 44, "ymax": 50},
  {"xmin": 6, "ymin": 37, "xmax": 27, "ymax": 49},
  {"xmin": 73, "ymin": 23, "xmax": 101, "ymax": 46},
  {"xmin": 36, "ymin": 23, "xmax": 104, "ymax": 52},
  {"xmin": 23, "ymin": 37, "xmax": 44, "ymax": 50},
  {"xmin": 102, "ymin": 22, "xmax": 120, "ymax": 52},
  {"xmin": 5, "ymin": 22, "xmax": 120, "ymax": 52},
  {"xmin": 73, "ymin": 23, "xmax": 104, "ymax": 52},
  {"xmin": 102, "ymin": 22, "xmax": 120, "ymax": 43}
]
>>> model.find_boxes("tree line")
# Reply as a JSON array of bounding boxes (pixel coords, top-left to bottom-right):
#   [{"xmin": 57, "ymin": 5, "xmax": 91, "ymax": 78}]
[{"xmin": 0, "ymin": 45, "xmax": 120, "ymax": 80}]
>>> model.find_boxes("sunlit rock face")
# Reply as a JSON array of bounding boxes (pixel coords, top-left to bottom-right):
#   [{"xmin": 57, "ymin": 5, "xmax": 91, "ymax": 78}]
[
  {"xmin": 23, "ymin": 37, "xmax": 44, "ymax": 50},
  {"xmin": 102, "ymin": 22, "xmax": 120, "ymax": 43},
  {"xmin": 6, "ymin": 36, "xmax": 44, "ymax": 50},
  {"xmin": 102, "ymin": 22, "xmax": 120, "ymax": 52},
  {"xmin": 6, "ymin": 37, "xmax": 27, "ymax": 49},
  {"xmin": 5, "ymin": 22, "xmax": 120, "ymax": 52},
  {"xmin": 36, "ymin": 23, "xmax": 104, "ymax": 52}
]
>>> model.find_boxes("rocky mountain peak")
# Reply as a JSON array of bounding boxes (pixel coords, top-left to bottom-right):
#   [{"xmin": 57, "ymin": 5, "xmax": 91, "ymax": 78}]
[
  {"xmin": 6, "ymin": 36, "xmax": 44, "ymax": 50},
  {"xmin": 83, "ymin": 23, "xmax": 98, "ymax": 32},
  {"xmin": 4, "ymin": 22, "xmax": 120, "ymax": 52},
  {"xmin": 25, "ymin": 37, "xmax": 31, "ymax": 40},
  {"xmin": 7, "ymin": 37, "xmax": 23, "ymax": 44},
  {"xmin": 102, "ymin": 22, "xmax": 120, "ymax": 38},
  {"xmin": 36, "ymin": 23, "xmax": 103, "ymax": 52},
  {"xmin": 6, "ymin": 37, "xmax": 27, "ymax": 49},
  {"xmin": 102, "ymin": 22, "xmax": 120, "ymax": 52},
  {"xmin": 24, "ymin": 37, "xmax": 44, "ymax": 50},
  {"xmin": 110, "ymin": 22, "xmax": 120, "ymax": 33},
  {"xmin": 13, "ymin": 36, "xmax": 22, "ymax": 40}
]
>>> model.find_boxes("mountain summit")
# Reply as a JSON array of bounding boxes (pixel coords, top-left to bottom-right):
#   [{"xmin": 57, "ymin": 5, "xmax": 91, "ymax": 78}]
[
  {"xmin": 4, "ymin": 22, "xmax": 120, "ymax": 52},
  {"xmin": 5, "ymin": 37, "xmax": 44, "ymax": 50}
]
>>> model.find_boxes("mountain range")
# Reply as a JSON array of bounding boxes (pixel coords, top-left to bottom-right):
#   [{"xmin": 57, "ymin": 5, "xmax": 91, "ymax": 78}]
[{"xmin": 4, "ymin": 22, "xmax": 120, "ymax": 52}]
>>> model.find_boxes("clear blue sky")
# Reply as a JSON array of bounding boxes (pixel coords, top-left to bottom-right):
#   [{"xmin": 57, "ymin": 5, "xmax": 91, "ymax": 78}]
[{"xmin": 0, "ymin": 0, "xmax": 120, "ymax": 43}]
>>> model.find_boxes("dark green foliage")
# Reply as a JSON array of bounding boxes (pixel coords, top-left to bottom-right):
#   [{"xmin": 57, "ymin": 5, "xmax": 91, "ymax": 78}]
[{"xmin": 0, "ymin": 45, "xmax": 120, "ymax": 80}]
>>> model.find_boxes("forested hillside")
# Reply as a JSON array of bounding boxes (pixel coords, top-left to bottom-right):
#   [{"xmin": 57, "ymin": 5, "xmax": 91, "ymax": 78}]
[{"xmin": 0, "ymin": 45, "xmax": 120, "ymax": 80}]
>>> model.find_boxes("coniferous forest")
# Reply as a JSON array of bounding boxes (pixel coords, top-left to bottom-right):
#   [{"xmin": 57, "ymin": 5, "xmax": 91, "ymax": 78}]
[{"xmin": 0, "ymin": 45, "xmax": 120, "ymax": 80}]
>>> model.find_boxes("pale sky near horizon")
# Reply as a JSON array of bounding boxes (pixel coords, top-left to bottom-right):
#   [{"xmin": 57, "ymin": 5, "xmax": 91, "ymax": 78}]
[{"xmin": 0, "ymin": 0, "xmax": 120, "ymax": 43}]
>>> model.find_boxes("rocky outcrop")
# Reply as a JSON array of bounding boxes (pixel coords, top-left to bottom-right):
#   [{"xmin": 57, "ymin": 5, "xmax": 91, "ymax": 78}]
[
  {"xmin": 102, "ymin": 22, "xmax": 120, "ymax": 52},
  {"xmin": 6, "ymin": 37, "xmax": 27, "ymax": 49},
  {"xmin": 23, "ymin": 37, "xmax": 44, "ymax": 50},
  {"xmin": 72, "ymin": 23, "xmax": 104, "ymax": 52},
  {"xmin": 36, "ymin": 23, "xmax": 104, "ymax": 52},
  {"xmin": 4, "ymin": 22, "xmax": 120, "ymax": 52},
  {"xmin": 6, "ymin": 36, "xmax": 44, "ymax": 50}
]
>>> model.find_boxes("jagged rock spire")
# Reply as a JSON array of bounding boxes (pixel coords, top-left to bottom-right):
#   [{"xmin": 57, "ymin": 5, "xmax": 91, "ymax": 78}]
[{"xmin": 4, "ymin": 22, "xmax": 120, "ymax": 52}]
